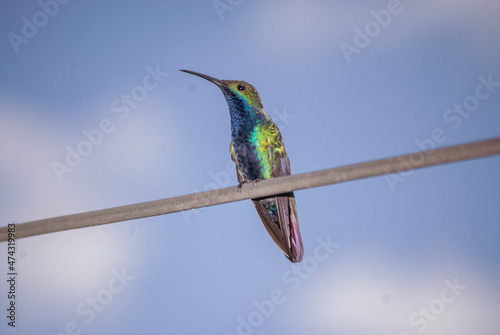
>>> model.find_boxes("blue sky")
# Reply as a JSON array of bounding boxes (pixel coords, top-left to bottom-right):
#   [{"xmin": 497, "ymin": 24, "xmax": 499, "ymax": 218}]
[{"xmin": 1, "ymin": 1, "xmax": 499, "ymax": 334}]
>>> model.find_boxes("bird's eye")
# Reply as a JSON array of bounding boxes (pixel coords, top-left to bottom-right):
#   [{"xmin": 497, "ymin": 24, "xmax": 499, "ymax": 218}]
[{"xmin": 237, "ymin": 84, "xmax": 245, "ymax": 91}]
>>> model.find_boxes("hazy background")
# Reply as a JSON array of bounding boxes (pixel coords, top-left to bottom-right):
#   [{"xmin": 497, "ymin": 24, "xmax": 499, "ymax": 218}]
[{"xmin": 1, "ymin": 1, "xmax": 499, "ymax": 334}]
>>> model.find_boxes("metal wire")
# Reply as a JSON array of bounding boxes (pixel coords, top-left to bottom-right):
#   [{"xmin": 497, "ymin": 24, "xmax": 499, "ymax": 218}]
[{"xmin": 1, "ymin": 137, "xmax": 499, "ymax": 242}]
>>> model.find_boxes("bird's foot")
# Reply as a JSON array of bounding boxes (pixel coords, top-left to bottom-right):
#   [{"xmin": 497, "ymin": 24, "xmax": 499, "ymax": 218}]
[{"xmin": 237, "ymin": 179, "xmax": 260, "ymax": 192}]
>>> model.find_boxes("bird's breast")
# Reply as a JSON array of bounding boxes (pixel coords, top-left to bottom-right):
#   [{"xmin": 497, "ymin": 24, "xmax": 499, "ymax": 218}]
[{"xmin": 232, "ymin": 138, "xmax": 262, "ymax": 181}]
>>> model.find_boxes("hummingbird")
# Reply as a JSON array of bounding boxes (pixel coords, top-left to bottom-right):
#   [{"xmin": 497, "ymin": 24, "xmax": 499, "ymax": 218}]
[{"xmin": 180, "ymin": 70, "xmax": 304, "ymax": 263}]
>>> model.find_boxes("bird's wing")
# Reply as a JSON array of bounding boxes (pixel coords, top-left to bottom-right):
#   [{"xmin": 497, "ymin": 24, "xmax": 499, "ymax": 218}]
[
  {"xmin": 276, "ymin": 193, "xmax": 303, "ymax": 262},
  {"xmin": 253, "ymin": 123, "xmax": 303, "ymax": 262},
  {"xmin": 266, "ymin": 123, "xmax": 292, "ymax": 178},
  {"xmin": 252, "ymin": 193, "xmax": 303, "ymax": 262}
]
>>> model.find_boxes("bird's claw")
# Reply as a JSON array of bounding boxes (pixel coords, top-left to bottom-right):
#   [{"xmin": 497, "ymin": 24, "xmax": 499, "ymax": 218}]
[{"xmin": 237, "ymin": 179, "xmax": 260, "ymax": 193}]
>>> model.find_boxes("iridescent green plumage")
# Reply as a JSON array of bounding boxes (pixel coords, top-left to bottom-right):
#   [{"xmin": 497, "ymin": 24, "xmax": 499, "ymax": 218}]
[{"xmin": 181, "ymin": 70, "xmax": 304, "ymax": 262}]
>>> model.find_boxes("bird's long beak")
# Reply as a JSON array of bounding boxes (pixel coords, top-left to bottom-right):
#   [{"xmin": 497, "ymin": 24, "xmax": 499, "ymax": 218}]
[{"xmin": 180, "ymin": 69, "xmax": 226, "ymax": 88}]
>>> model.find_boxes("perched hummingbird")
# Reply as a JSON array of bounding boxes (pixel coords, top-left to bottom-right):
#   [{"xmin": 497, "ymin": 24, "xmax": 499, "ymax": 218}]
[{"xmin": 180, "ymin": 70, "xmax": 304, "ymax": 262}]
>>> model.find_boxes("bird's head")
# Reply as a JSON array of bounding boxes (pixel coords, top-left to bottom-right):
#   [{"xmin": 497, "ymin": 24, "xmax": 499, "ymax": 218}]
[{"xmin": 180, "ymin": 70, "xmax": 264, "ymax": 112}]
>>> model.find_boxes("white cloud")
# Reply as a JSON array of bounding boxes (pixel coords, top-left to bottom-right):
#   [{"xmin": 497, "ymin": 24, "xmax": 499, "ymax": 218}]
[
  {"xmin": 0, "ymin": 95, "xmax": 183, "ymax": 222},
  {"xmin": 0, "ymin": 97, "xmax": 181, "ymax": 309},
  {"xmin": 0, "ymin": 101, "xmax": 139, "ymax": 309},
  {"xmin": 301, "ymin": 252, "xmax": 500, "ymax": 334},
  {"xmin": 0, "ymin": 100, "xmax": 81, "ymax": 221},
  {"xmin": 250, "ymin": 0, "xmax": 500, "ymax": 68}
]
